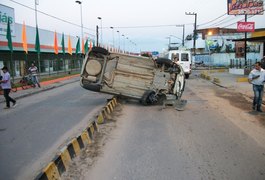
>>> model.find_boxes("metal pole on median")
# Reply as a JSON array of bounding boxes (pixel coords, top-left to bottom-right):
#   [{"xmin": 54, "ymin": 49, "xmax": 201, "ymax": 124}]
[{"xmin": 244, "ymin": 14, "xmax": 247, "ymax": 67}]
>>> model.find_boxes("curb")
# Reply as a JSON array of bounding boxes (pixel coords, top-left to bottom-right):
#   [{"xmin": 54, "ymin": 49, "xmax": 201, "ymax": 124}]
[
  {"xmin": 35, "ymin": 97, "xmax": 118, "ymax": 180},
  {"xmin": 236, "ymin": 77, "xmax": 248, "ymax": 82}
]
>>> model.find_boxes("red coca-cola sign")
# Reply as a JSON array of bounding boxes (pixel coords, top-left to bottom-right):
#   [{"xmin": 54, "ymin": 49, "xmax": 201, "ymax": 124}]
[{"xmin": 237, "ymin": 22, "xmax": 255, "ymax": 32}]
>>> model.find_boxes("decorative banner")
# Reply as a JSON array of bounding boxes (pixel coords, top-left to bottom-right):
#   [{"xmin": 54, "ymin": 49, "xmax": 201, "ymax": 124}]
[
  {"xmin": 227, "ymin": 0, "xmax": 264, "ymax": 15},
  {"xmin": 82, "ymin": 38, "xmax": 85, "ymax": 54},
  {"xmin": 67, "ymin": 35, "xmax": 72, "ymax": 55},
  {"xmin": 54, "ymin": 31, "xmax": 58, "ymax": 54},
  {"xmin": 237, "ymin": 22, "xmax": 255, "ymax": 32},
  {"xmin": 35, "ymin": 26, "xmax": 40, "ymax": 54},
  {"xmin": 61, "ymin": 33, "xmax": 65, "ymax": 55},
  {"xmin": 22, "ymin": 21, "xmax": 28, "ymax": 54},
  {"xmin": 235, "ymin": 41, "xmax": 245, "ymax": 58},
  {"xmin": 6, "ymin": 19, "xmax": 13, "ymax": 52}
]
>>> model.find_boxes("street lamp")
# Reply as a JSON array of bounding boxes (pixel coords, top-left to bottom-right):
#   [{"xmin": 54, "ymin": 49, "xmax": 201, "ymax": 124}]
[
  {"xmin": 126, "ymin": 37, "xmax": 129, "ymax": 54},
  {"xmin": 117, "ymin": 30, "xmax": 120, "ymax": 53},
  {"xmin": 35, "ymin": 0, "xmax": 39, "ymax": 27},
  {"xmin": 110, "ymin": 27, "xmax": 115, "ymax": 49},
  {"xmin": 35, "ymin": 0, "xmax": 41, "ymax": 72},
  {"xmin": 185, "ymin": 12, "xmax": 197, "ymax": 56},
  {"xmin": 122, "ymin": 34, "xmax": 125, "ymax": 53},
  {"xmin": 75, "ymin": 0, "xmax": 83, "ymax": 48},
  {"xmin": 165, "ymin": 36, "xmax": 171, "ymax": 49},
  {"xmin": 97, "ymin": 17, "xmax": 102, "ymax": 45}
]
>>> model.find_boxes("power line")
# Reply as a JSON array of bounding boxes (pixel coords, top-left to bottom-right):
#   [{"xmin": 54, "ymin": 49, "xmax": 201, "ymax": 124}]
[
  {"xmin": 103, "ymin": 23, "xmax": 194, "ymax": 29},
  {"xmin": 9, "ymin": 0, "xmax": 95, "ymax": 32},
  {"xmin": 198, "ymin": 13, "xmax": 227, "ymax": 27},
  {"xmin": 222, "ymin": 9, "xmax": 265, "ymax": 28}
]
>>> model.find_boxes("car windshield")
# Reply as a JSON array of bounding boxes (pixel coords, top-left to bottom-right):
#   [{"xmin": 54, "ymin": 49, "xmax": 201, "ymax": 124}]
[{"xmin": 181, "ymin": 53, "xmax": 189, "ymax": 61}]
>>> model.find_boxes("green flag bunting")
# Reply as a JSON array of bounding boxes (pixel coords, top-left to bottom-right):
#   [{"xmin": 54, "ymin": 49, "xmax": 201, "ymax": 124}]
[
  {"xmin": 35, "ymin": 26, "xmax": 40, "ymax": 54},
  {"xmin": 6, "ymin": 20, "xmax": 13, "ymax": 52},
  {"xmin": 75, "ymin": 37, "xmax": 80, "ymax": 54},
  {"xmin": 84, "ymin": 39, "xmax": 89, "ymax": 54},
  {"xmin": 61, "ymin": 33, "xmax": 65, "ymax": 54}
]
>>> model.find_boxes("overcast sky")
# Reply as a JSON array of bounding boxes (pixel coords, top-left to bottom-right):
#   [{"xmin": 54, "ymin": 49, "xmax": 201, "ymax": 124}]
[{"xmin": 1, "ymin": 0, "xmax": 265, "ymax": 52}]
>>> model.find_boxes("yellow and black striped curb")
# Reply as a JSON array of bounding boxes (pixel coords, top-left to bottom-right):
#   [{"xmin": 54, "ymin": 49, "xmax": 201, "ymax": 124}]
[
  {"xmin": 35, "ymin": 97, "xmax": 118, "ymax": 180},
  {"xmin": 213, "ymin": 77, "xmax": 221, "ymax": 84},
  {"xmin": 200, "ymin": 71, "xmax": 211, "ymax": 80},
  {"xmin": 236, "ymin": 77, "xmax": 248, "ymax": 82},
  {"xmin": 97, "ymin": 97, "xmax": 118, "ymax": 124}
]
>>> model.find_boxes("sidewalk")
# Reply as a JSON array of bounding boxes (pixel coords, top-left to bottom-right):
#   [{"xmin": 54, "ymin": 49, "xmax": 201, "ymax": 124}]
[
  {"xmin": 209, "ymin": 71, "xmax": 252, "ymax": 98},
  {"xmin": 0, "ymin": 74, "xmax": 80, "ymax": 104},
  {"xmin": 200, "ymin": 70, "xmax": 265, "ymax": 106}
]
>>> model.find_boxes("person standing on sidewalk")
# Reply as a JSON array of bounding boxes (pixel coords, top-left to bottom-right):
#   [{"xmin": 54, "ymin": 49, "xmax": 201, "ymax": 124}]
[
  {"xmin": 248, "ymin": 62, "xmax": 265, "ymax": 112},
  {"xmin": 0, "ymin": 66, "xmax": 17, "ymax": 109},
  {"xmin": 28, "ymin": 63, "xmax": 41, "ymax": 88}
]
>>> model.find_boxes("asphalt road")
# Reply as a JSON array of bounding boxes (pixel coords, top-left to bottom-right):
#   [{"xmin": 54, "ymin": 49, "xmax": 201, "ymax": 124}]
[
  {"xmin": 79, "ymin": 76, "xmax": 265, "ymax": 180},
  {"xmin": 0, "ymin": 82, "xmax": 111, "ymax": 180}
]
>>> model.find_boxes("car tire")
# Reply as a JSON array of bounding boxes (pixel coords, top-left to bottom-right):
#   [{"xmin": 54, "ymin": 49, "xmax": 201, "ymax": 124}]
[
  {"xmin": 156, "ymin": 58, "xmax": 173, "ymax": 67},
  {"xmin": 91, "ymin": 47, "xmax": 109, "ymax": 55},
  {"xmin": 140, "ymin": 90, "xmax": 157, "ymax": 105},
  {"xmin": 185, "ymin": 74, "xmax": 189, "ymax": 79}
]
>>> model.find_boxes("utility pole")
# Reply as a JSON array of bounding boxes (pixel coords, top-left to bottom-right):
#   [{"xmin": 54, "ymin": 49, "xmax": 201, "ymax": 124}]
[
  {"xmin": 244, "ymin": 14, "xmax": 247, "ymax": 66},
  {"xmin": 182, "ymin": 24, "xmax": 185, "ymax": 47},
  {"xmin": 96, "ymin": 25, "xmax": 99, "ymax": 47},
  {"xmin": 185, "ymin": 12, "xmax": 197, "ymax": 56}
]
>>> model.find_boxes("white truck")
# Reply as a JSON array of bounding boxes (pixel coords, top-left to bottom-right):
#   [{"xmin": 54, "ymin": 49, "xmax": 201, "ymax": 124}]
[{"xmin": 163, "ymin": 50, "xmax": 192, "ymax": 79}]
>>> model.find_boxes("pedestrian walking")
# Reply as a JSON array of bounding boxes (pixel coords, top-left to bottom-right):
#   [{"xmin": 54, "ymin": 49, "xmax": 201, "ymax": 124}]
[
  {"xmin": 0, "ymin": 66, "xmax": 17, "ymax": 109},
  {"xmin": 248, "ymin": 62, "xmax": 265, "ymax": 112},
  {"xmin": 28, "ymin": 63, "xmax": 41, "ymax": 88}
]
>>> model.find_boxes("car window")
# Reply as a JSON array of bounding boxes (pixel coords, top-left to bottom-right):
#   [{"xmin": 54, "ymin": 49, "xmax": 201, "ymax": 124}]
[
  {"xmin": 171, "ymin": 53, "xmax": 179, "ymax": 61},
  {"xmin": 181, "ymin": 53, "xmax": 189, "ymax": 61}
]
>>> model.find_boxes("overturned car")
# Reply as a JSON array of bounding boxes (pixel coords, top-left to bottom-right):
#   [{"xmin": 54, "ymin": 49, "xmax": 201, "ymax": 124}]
[{"xmin": 80, "ymin": 47, "xmax": 186, "ymax": 109}]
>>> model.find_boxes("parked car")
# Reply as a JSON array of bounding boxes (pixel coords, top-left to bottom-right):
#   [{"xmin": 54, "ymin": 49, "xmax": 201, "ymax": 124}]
[{"xmin": 80, "ymin": 47, "xmax": 186, "ymax": 109}]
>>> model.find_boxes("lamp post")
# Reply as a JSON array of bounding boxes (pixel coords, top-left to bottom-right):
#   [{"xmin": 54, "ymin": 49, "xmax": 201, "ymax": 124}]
[
  {"xmin": 35, "ymin": 0, "xmax": 41, "ymax": 72},
  {"xmin": 185, "ymin": 12, "xmax": 197, "ymax": 56},
  {"xmin": 97, "ymin": 17, "xmax": 102, "ymax": 45},
  {"xmin": 126, "ymin": 37, "xmax": 129, "ymax": 54},
  {"xmin": 182, "ymin": 24, "xmax": 185, "ymax": 46},
  {"xmin": 35, "ymin": 0, "xmax": 39, "ymax": 27},
  {"xmin": 175, "ymin": 24, "xmax": 185, "ymax": 47},
  {"xmin": 122, "ymin": 34, "xmax": 125, "ymax": 53},
  {"xmin": 166, "ymin": 36, "xmax": 171, "ymax": 50},
  {"xmin": 110, "ymin": 27, "xmax": 115, "ymax": 49},
  {"xmin": 117, "ymin": 30, "xmax": 120, "ymax": 53},
  {"xmin": 75, "ymin": 0, "xmax": 83, "ymax": 49}
]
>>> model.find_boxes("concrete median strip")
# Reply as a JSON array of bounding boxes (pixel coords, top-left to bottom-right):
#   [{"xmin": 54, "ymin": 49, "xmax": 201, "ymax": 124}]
[{"xmin": 35, "ymin": 97, "xmax": 118, "ymax": 180}]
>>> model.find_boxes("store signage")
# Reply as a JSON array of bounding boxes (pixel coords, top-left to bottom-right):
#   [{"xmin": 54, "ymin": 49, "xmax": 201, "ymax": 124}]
[
  {"xmin": 237, "ymin": 22, "xmax": 255, "ymax": 32},
  {"xmin": 0, "ymin": 4, "xmax": 15, "ymax": 36},
  {"xmin": 227, "ymin": 0, "xmax": 264, "ymax": 15}
]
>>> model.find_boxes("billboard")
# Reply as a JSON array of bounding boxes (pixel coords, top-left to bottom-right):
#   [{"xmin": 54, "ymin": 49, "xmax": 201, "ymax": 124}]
[
  {"xmin": 0, "ymin": 4, "xmax": 15, "ymax": 36},
  {"xmin": 227, "ymin": 0, "xmax": 264, "ymax": 15},
  {"xmin": 237, "ymin": 22, "xmax": 255, "ymax": 32}
]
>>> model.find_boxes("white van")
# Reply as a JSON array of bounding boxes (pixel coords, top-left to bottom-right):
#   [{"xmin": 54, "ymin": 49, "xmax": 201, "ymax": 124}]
[{"xmin": 164, "ymin": 50, "xmax": 192, "ymax": 79}]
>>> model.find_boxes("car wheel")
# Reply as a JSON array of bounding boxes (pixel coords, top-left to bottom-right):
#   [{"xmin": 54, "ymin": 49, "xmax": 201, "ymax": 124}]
[
  {"xmin": 156, "ymin": 58, "xmax": 173, "ymax": 67},
  {"xmin": 91, "ymin": 47, "xmax": 109, "ymax": 55},
  {"xmin": 185, "ymin": 74, "xmax": 189, "ymax": 79},
  {"xmin": 140, "ymin": 90, "xmax": 158, "ymax": 105}
]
